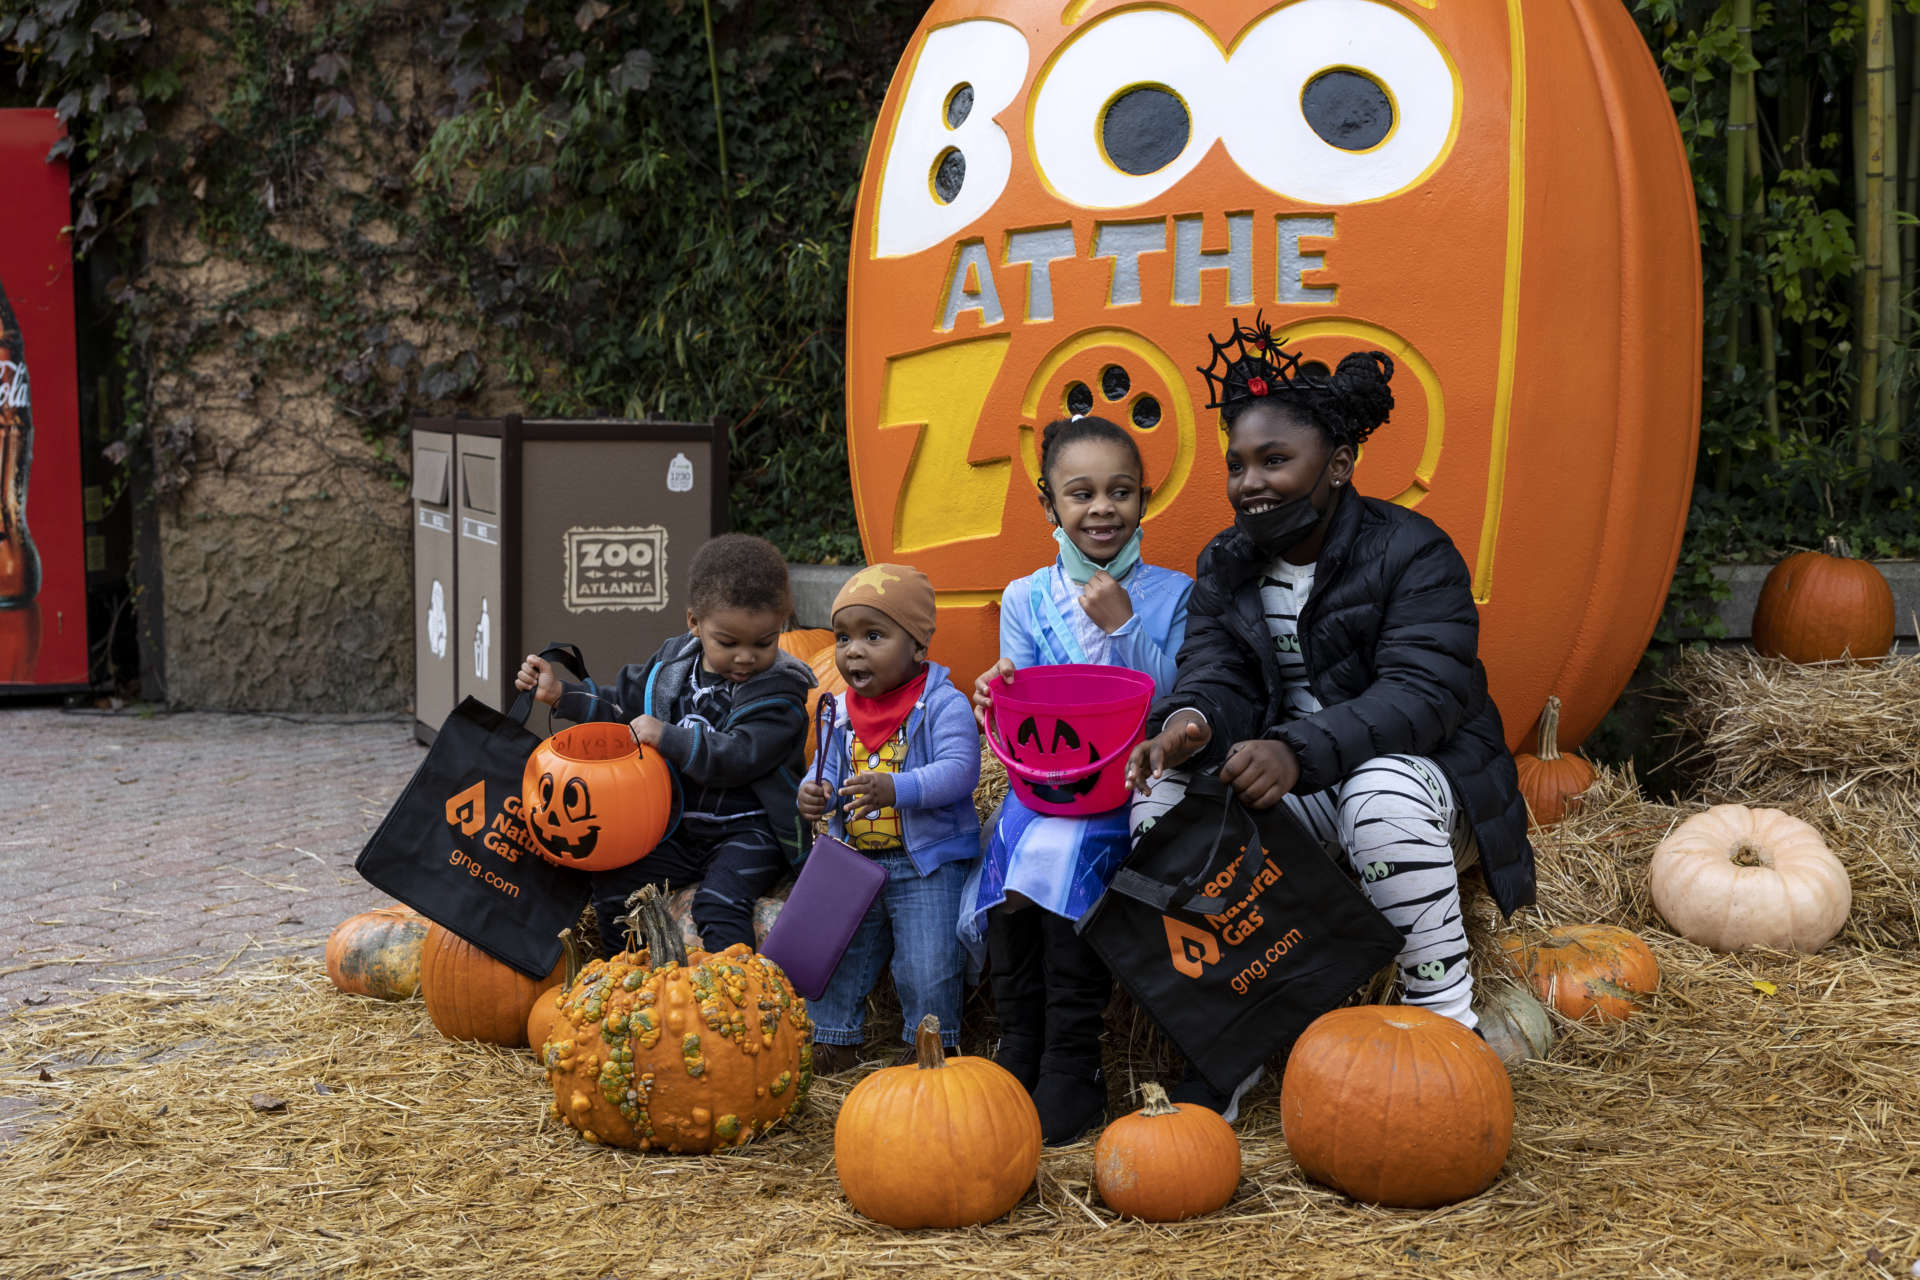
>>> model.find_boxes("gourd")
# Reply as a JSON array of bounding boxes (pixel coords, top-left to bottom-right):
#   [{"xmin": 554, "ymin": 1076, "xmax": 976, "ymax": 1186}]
[
  {"xmin": 1093, "ymin": 1082, "xmax": 1240, "ymax": 1221},
  {"xmin": 1752, "ymin": 536, "xmax": 1895, "ymax": 663},
  {"xmin": 1649, "ymin": 805, "xmax": 1851, "ymax": 953},
  {"xmin": 420, "ymin": 924, "xmax": 563, "ymax": 1046},
  {"xmin": 324, "ymin": 904, "xmax": 428, "ymax": 1001},
  {"xmin": 1281, "ymin": 1005, "xmax": 1513, "ymax": 1208},
  {"xmin": 1497, "ymin": 924, "xmax": 1659, "ymax": 1022},
  {"xmin": 835, "ymin": 1014, "xmax": 1041, "ymax": 1228},
  {"xmin": 1512, "ymin": 695, "xmax": 1595, "ymax": 826},
  {"xmin": 543, "ymin": 887, "xmax": 811, "ymax": 1153},
  {"xmin": 525, "ymin": 928, "xmax": 583, "ymax": 1058},
  {"xmin": 1474, "ymin": 979, "xmax": 1554, "ymax": 1066}
]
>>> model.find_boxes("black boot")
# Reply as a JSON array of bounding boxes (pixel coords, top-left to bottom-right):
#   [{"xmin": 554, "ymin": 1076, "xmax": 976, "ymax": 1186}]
[
  {"xmin": 987, "ymin": 905, "xmax": 1046, "ymax": 1092},
  {"xmin": 1032, "ymin": 913, "xmax": 1111, "ymax": 1145}
]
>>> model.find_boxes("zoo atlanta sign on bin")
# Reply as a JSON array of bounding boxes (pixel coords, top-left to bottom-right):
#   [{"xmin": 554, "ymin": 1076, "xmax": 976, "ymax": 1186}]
[{"xmin": 843, "ymin": 0, "xmax": 1703, "ymax": 750}]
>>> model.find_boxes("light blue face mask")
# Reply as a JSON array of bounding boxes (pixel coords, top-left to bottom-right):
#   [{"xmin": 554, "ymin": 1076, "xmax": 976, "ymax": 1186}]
[{"xmin": 1054, "ymin": 525, "xmax": 1143, "ymax": 585}]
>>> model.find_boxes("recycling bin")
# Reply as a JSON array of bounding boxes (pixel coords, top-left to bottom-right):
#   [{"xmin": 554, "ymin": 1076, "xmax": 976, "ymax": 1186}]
[
  {"xmin": 411, "ymin": 428, "xmax": 456, "ymax": 733},
  {"xmin": 411, "ymin": 415, "xmax": 728, "ymax": 743}
]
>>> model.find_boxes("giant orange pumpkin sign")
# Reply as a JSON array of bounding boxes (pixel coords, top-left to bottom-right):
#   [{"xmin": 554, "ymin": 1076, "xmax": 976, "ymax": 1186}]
[{"xmin": 845, "ymin": 0, "xmax": 1701, "ymax": 750}]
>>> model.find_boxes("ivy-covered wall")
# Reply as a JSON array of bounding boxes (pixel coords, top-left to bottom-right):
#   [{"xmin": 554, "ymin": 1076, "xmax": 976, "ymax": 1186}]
[{"xmin": 2, "ymin": 0, "xmax": 919, "ymax": 710}]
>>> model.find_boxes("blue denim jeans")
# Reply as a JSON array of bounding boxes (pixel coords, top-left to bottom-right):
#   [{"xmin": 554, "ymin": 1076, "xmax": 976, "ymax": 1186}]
[{"xmin": 809, "ymin": 855, "xmax": 969, "ymax": 1049}]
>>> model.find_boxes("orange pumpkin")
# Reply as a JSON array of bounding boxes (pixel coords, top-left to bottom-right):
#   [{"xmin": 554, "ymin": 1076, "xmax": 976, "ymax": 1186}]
[
  {"xmin": 1497, "ymin": 924, "xmax": 1659, "ymax": 1022},
  {"xmin": 1093, "ymin": 1082, "xmax": 1240, "ymax": 1221},
  {"xmin": 835, "ymin": 1014, "xmax": 1041, "ymax": 1228},
  {"xmin": 778, "ymin": 628, "xmax": 836, "ymax": 662},
  {"xmin": 1281, "ymin": 1005, "xmax": 1513, "ymax": 1208},
  {"xmin": 420, "ymin": 923, "xmax": 563, "ymax": 1047},
  {"xmin": 845, "ymin": 0, "xmax": 1700, "ymax": 753},
  {"xmin": 1513, "ymin": 695, "xmax": 1596, "ymax": 826},
  {"xmin": 544, "ymin": 887, "xmax": 811, "ymax": 1152},
  {"xmin": 521, "ymin": 721, "xmax": 675, "ymax": 871},
  {"xmin": 1752, "ymin": 536, "xmax": 1896, "ymax": 663},
  {"xmin": 325, "ymin": 904, "xmax": 428, "ymax": 1001}
]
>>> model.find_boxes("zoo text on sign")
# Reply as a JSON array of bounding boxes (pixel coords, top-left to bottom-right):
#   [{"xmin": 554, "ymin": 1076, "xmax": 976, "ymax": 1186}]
[{"xmin": 564, "ymin": 525, "xmax": 669, "ymax": 613}]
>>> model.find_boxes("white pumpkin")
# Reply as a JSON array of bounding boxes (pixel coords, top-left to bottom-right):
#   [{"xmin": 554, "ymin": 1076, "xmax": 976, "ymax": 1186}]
[{"xmin": 1649, "ymin": 805, "xmax": 1851, "ymax": 953}]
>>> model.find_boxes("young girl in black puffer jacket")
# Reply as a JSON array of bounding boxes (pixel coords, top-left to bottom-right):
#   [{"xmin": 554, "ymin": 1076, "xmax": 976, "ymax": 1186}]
[{"xmin": 1125, "ymin": 315, "xmax": 1537, "ymax": 1118}]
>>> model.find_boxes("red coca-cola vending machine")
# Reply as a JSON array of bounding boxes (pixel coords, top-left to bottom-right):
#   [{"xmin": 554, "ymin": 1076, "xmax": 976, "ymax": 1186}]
[{"xmin": 1, "ymin": 109, "xmax": 88, "ymax": 692}]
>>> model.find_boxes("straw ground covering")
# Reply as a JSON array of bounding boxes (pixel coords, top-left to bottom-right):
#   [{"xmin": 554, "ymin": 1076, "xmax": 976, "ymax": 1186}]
[{"xmin": 2, "ymin": 657, "xmax": 1917, "ymax": 1279}]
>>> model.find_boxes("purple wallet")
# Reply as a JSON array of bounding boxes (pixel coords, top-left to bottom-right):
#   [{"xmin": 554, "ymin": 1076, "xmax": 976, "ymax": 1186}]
[
  {"xmin": 759, "ymin": 693, "xmax": 889, "ymax": 1000},
  {"xmin": 760, "ymin": 832, "xmax": 888, "ymax": 1000}
]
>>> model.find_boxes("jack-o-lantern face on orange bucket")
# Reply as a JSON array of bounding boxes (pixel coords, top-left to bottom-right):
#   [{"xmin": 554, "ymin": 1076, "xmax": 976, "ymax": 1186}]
[
  {"xmin": 845, "ymin": 0, "xmax": 1702, "ymax": 752},
  {"xmin": 521, "ymin": 722, "xmax": 676, "ymax": 872}
]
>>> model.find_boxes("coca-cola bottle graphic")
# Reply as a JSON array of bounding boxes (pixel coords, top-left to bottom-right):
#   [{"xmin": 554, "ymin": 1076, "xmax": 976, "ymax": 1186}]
[{"xmin": 0, "ymin": 275, "xmax": 41, "ymax": 609}]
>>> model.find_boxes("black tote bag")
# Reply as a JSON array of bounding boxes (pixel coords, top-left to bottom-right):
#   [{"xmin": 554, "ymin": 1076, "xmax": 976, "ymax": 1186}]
[
  {"xmin": 355, "ymin": 643, "xmax": 594, "ymax": 977},
  {"xmin": 1077, "ymin": 773, "xmax": 1404, "ymax": 1093}
]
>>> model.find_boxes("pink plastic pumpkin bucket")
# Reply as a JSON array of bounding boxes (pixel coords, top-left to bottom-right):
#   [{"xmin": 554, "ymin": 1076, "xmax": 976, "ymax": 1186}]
[{"xmin": 984, "ymin": 664, "xmax": 1154, "ymax": 817}]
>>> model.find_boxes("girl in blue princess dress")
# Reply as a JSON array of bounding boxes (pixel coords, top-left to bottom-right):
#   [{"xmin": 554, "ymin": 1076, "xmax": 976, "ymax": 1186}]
[{"xmin": 967, "ymin": 415, "xmax": 1192, "ymax": 1145}]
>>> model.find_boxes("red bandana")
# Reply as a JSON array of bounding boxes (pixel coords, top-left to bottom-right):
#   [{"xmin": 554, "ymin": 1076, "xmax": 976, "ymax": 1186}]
[{"xmin": 845, "ymin": 668, "xmax": 927, "ymax": 748}]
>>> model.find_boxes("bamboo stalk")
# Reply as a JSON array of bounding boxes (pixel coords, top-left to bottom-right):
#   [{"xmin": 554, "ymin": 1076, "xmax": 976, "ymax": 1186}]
[
  {"xmin": 1881, "ymin": 16, "xmax": 1904, "ymax": 461},
  {"xmin": 1721, "ymin": 0, "xmax": 1755, "ymax": 492},
  {"xmin": 1858, "ymin": 3, "xmax": 1889, "ymax": 464},
  {"xmin": 1746, "ymin": 123, "xmax": 1781, "ymax": 450}
]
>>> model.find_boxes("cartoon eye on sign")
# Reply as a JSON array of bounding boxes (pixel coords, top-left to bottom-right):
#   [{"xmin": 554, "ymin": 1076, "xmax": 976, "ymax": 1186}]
[{"xmin": 846, "ymin": 0, "xmax": 1702, "ymax": 751}]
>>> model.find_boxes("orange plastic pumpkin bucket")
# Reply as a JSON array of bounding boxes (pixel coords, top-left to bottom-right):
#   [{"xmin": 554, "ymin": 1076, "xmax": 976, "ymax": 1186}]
[{"xmin": 521, "ymin": 722, "xmax": 676, "ymax": 871}]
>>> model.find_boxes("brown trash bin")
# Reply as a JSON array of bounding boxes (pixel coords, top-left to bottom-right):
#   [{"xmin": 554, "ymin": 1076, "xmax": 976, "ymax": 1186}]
[{"xmin": 411, "ymin": 415, "xmax": 727, "ymax": 744}]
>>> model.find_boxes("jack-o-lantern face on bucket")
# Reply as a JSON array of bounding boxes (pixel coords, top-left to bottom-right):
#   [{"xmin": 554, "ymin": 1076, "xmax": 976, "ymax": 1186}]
[
  {"xmin": 845, "ymin": 0, "xmax": 1702, "ymax": 752},
  {"xmin": 531, "ymin": 771, "xmax": 601, "ymax": 862},
  {"xmin": 1009, "ymin": 714, "xmax": 1103, "ymax": 805},
  {"xmin": 521, "ymin": 723, "xmax": 677, "ymax": 872}
]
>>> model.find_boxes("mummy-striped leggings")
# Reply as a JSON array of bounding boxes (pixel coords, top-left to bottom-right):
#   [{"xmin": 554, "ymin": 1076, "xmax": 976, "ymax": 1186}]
[{"xmin": 1131, "ymin": 755, "xmax": 1477, "ymax": 1029}]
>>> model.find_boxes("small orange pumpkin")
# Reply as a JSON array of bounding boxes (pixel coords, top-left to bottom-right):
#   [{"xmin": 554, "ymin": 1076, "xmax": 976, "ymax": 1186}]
[
  {"xmin": 1512, "ymin": 695, "xmax": 1595, "ymax": 826},
  {"xmin": 778, "ymin": 628, "xmax": 836, "ymax": 662},
  {"xmin": 1281, "ymin": 1005, "xmax": 1513, "ymax": 1208},
  {"xmin": 835, "ymin": 1014, "xmax": 1041, "ymax": 1228},
  {"xmin": 1497, "ymin": 924, "xmax": 1659, "ymax": 1022},
  {"xmin": 325, "ymin": 904, "xmax": 428, "ymax": 1001},
  {"xmin": 420, "ymin": 924, "xmax": 563, "ymax": 1047},
  {"xmin": 1093, "ymin": 1082, "xmax": 1240, "ymax": 1221},
  {"xmin": 521, "ymin": 721, "xmax": 675, "ymax": 871},
  {"xmin": 1752, "ymin": 535, "xmax": 1896, "ymax": 663}
]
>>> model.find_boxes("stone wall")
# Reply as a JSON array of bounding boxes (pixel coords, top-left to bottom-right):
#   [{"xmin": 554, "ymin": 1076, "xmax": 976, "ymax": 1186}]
[{"xmin": 142, "ymin": 10, "xmax": 513, "ymax": 711}]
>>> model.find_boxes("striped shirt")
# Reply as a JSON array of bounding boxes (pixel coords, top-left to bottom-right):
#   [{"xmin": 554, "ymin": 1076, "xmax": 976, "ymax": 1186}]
[{"xmin": 1259, "ymin": 559, "xmax": 1322, "ymax": 722}]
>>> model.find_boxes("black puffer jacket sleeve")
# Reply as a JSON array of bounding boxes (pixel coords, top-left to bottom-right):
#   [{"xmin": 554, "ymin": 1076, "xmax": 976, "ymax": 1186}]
[{"xmin": 1271, "ymin": 520, "xmax": 1479, "ymax": 794}]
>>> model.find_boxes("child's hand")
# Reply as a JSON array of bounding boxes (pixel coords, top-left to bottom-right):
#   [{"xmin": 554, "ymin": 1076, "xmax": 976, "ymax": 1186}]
[
  {"xmin": 628, "ymin": 714, "xmax": 667, "ymax": 748},
  {"xmin": 1079, "ymin": 570, "xmax": 1135, "ymax": 633},
  {"xmin": 1219, "ymin": 739, "xmax": 1300, "ymax": 810},
  {"xmin": 797, "ymin": 778, "xmax": 835, "ymax": 822},
  {"xmin": 1127, "ymin": 712, "xmax": 1210, "ymax": 791},
  {"xmin": 514, "ymin": 654, "xmax": 562, "ymax": 707},
  {"xmin": 839, "ymin": 772, "xmax": 896, "ymax": 820},
  {"xmin": 972, "ymin": 657, "xmax": 1016, "ymax": 728}
]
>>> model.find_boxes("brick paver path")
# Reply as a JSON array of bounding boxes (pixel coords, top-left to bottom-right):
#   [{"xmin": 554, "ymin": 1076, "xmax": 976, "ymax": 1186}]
[{"xmin": 0, "ymin": 707, "xmax": 423, "ymax": 1009}]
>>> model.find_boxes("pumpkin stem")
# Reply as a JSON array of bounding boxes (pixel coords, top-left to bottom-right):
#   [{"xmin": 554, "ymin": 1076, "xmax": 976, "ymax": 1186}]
[
  {"xmin": 557, "ymin": 927, "xmax": 582, "ymax": 989},
  {"xmin": 1822, "ymin": 534, "xmax": 1853, "ymax": 560},
  {"xmin": 1534, "ymin": 696, "xmax": 1564, "ymax": 761},
  {"xmin": 623, "ymin": 886, "xmax": 687, "ymax": 968},
  {"xmin": 1138, "ymin": 1081, "xmax": 1180, "ymax": 1117},
  {"xmin": 913, "ymin": 1014, "xmax": 946, "ymax": 1070},
  {"xmin": 1730, "ymin": 841, "xmax": 1768, "ymax": 868}
]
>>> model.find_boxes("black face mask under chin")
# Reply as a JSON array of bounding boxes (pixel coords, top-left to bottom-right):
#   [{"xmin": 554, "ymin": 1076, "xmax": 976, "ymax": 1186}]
[{"xmin": 1234, "ymin": 459, "xmax": 1335, "ymax": 558}]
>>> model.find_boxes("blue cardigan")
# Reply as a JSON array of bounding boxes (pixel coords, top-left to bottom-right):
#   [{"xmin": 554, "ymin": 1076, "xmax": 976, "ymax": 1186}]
[
  {"xmin": 814, "ymin": 660, "xmax": 982, "ymax": 876},
  {"xmin": 999, "ymin": 559, "xmax": 1192, "ymax": 696}
]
